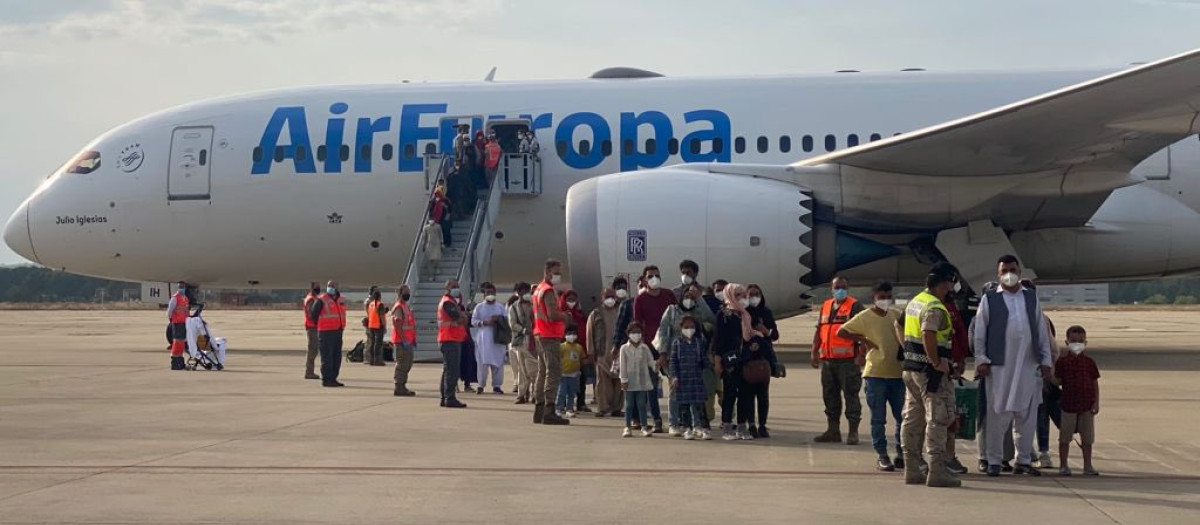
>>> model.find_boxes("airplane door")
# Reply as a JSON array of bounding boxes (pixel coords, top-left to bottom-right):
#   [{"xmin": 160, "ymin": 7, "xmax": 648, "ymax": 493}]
[{"xmin": 168, "ymin": 126, "xmax": 214, "ymax": 201}]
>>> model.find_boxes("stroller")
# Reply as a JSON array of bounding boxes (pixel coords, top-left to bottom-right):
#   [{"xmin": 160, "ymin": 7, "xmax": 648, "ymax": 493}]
[{"xmin": 185, "ymin": 305, "xmax": 226, "ymax": 371}]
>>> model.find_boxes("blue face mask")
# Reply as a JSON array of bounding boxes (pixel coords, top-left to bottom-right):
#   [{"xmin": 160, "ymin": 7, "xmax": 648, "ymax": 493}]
[
  {"xmin": 326, "ymin": 286, "xmax": 336, "ymax": 295},
  {"xmin": 833, "ymin": 288, "xmax": 849, "ymax": 301},
  {"xmin": 450, "ymin": 288, "xmax": 461, "ymax": 297}
]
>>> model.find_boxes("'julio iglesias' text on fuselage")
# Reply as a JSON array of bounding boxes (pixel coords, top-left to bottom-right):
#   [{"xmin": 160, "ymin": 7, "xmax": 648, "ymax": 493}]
[{"xmin": 250, "ymin": 103, "xmax": 733, "ymax": 175}]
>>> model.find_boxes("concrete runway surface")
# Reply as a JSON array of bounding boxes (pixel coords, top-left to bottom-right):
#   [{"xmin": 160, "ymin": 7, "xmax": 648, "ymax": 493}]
[{"xmin": 0, "ymin": 309, "xmax": 1197, "ymax": 524}]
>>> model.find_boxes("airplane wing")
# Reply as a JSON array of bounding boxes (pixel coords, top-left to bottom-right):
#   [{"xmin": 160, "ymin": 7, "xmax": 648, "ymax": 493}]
[{"xmin": 793, "ymin": 48, "xmax": 1200, "ymax": 176}]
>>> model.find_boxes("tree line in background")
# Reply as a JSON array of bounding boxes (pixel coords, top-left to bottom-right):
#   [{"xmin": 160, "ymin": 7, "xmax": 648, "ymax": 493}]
[{"xmin": 1, "ymin": 265, "xmax": 1198, "ymax": 305}]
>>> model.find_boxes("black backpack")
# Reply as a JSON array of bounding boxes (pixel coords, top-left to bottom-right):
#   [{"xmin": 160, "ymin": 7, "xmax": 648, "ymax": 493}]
[{"xmin": 346, "ymin": 340, "xmax": 365, "ymax": 362}]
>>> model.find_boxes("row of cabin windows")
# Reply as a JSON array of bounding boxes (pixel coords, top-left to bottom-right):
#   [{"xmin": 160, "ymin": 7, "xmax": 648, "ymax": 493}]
[{"xmin": 250, "ymin": 133, "xmax": 897, "ymax": 164}]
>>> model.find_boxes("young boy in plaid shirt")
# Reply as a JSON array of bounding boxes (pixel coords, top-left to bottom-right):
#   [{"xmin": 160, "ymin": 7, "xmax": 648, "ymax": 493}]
[{"xmin": 1054, "ymin": 325, "xmax": 1100, "ymax": 476}]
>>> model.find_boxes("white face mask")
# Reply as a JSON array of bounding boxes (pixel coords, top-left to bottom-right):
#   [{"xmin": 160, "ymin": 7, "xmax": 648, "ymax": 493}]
[
  {"xmin": 628, "ymin": 333, "xmax": 642, "ymax": 344},
  {"xmin": 749, "ymin": 296, "xmax": 762, "ymax": 307},
  {"xmin": 485, "ymin": 294, "xmax": 496, "ymax": 303},
  {"xmin": 565, "ymin": 334, "xmax": 578, "ymax": 343},
  {"xmin": 550, "ymin": 273, "xmax": 562, "ymax": 285},
  {"xmin": 647, "ymin": 276, "xmax": 661, "ymax": 289},
  {"xmin": 681, "ymin": 274, "xmax": 693, "ymax": 285},
  {"xmin": 681, "ymin": 328, "xmax": 696, "ymax": 338},
  {"xmin": 1000, "ymin": 272, "xmax": 1021, "ymax": 288},
  {"xmin": 521, "ymin": 293, "xmax": 532, "ymax": 302},
  {"xmin": 953, "ymin": 281, "xmax": 962, "ymax": 293},
  {"xmin": 615, "ymin": 288, "xmax": 629, "ymax": 299},
  {"xmin": 1067, "ymin": 342, "xmax": 1086, "ymax": 354},
  {"xmin": 567, "ymin": 300, "xmax": 577, "ymax": 309},
  {"xmin": 738, "ymin": 298, "xmax": 750, "ymax": 309},
  {"xmin": 875, "ymin": 299, "xmax": 894, "ymax": 310},
  {"xmin": 603, "ymin": 297, "xmax": 616, "ymax": 308},
  {"xmin": 682, "ymin": 298, "xmax": 695, "ymax": 310}
]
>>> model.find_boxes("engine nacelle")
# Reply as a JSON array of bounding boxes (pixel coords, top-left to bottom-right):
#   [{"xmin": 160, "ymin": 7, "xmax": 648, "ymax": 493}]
[{"xmin": 565, "ymin": 166, "xmax": 814, "ymax": 316}]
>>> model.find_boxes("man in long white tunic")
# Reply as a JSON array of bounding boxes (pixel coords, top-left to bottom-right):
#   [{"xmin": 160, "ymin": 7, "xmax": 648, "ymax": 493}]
[
  {"xmin": 972, "ymin": 255, "xmax": 1053, "ymax": 477},
  {"xmin": 472, "ymin": 284, "xmax": 509, "ymax": 394}
]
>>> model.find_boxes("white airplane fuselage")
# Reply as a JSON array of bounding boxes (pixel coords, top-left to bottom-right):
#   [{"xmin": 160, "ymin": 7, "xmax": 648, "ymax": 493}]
[{"xmin": 6, "ymin": 69, "xmax": 1200, "ymax": 305}]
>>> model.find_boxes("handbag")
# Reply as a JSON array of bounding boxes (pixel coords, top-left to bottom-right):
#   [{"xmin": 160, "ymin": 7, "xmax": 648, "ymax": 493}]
[
  {"xmin": 742, "ymin": 358, "xmax": 772, "ymax": 384},
  {"xmin": 492, "ymin": 316, "xmax": 512, "ymax": 345}
]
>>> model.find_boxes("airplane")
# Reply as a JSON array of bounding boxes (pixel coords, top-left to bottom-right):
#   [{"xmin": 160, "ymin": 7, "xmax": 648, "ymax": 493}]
[{"xmin": 5, "ymin": 48, "xmax": 1200, "ymax": 333}]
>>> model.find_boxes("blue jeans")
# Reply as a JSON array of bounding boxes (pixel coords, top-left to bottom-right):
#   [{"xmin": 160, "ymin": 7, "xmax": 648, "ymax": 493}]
[
  {"xmin": 556, "ymin": 375, "xmax": 580, "ymax": 414},
  {"xmin": 1036, "ymin": 382, "xmax": 1062, "ymax": 454},
  {"xmin": 680, "ymin": 403, "xmax": 707, "ymax": 429},
  {"xmin": 668, "ymin": 380, "xmax": 680, "ymax": 427},
  {"xmin": 624, "ymin": 390, "xmax": 650, "ymax": 428},
  {"xmin": 864, "ymin": 377, "xmax": 904, "ymax": 457}
]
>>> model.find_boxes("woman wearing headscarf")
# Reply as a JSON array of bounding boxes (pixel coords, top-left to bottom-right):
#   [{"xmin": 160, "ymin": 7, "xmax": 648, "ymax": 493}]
[
  {"xmin": 508, "ymin": 282, "xmax": 536, "ymax": 404},
  {"xmin": 713, "ymin": 283, "xmax": 761, "ymax": 441},
  {"xmin": 587, "ymin": 287, "xmax": 624, "ymax": 417},
  {"xmin": 560, "ymin": 289, "xmax": 592, "ymax": 413},
  {"xmin": 742, "ymin": 283, "xmax": 781, "ymax": 438}
]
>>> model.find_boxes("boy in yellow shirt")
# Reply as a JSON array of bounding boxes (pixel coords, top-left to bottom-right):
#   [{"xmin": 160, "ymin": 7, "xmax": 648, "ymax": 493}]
[
  {"xmin": 556, "ymin": 327, "xmax": 585, "ymax": 418},
  {"xmin": 838, "ymin": 281, "xmax": 905, "ymax": 472}
]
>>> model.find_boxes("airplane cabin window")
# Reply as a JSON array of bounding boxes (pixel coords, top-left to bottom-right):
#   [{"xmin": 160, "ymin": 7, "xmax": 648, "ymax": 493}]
[
  {"xmin": 712, "ymin": 137, "xmax": 724, "ymax": 154},
  {"xmin": 601, "ymin": 140, "xmax": 613, "ymax": 156},
  {"xmin": 273, "ymin": 146, "xmax": 285, "ymax": 162},
  {"xmin": 65, "ymin": 150, "xmax": 101, "ymax": 174},
  {"xmin": 756, "ymin": 136, "xmax": 768, "ymax": 153},
  {"xmin": 824, "ymin": 135, "xmax": 836, "ymax": 152},
  {"xmin": 848, "ymin": 134, "xmax": 860, "ymax": 147},
  {"xmin": 623, "ymin": 140, "xmax": 634, "ymax": 156},
  {"xmin": 341, "ymin": 145, "xmax": 352, "ymax": 161},
  {"xmin": 668, "ymin": 138, "xmax": 679, "ymax": 155},
  {"xmin": 556, "ymin": 141, "xmax": 568, "ymax": 157},
  {"xmin": 802, "ymin": 135, "xmax": 813, "ymax": 152},
  {"xmin": 734, "ymin": 137, "xmax": 745, "ymax": 154},
  {"xmin": 646, "ymin": 138, "xmax": 657, "ymax": 155},
  {"xmin": 199, "ymin": 149, "xmax": 208, "ymax": 166},
  {"xmin": 316, "ymin": 145, "xmax": 327, "ymax": 162},
  {"xmin": 382, "ymin": 144, "xmax": 394, "ymax": 161},
  {"xmin": 869, "ymin": 133, "xmax": 882, "ymax": 142},
  {"xmin": 579, "ymin": 140, "xmax": 591, "ymax": 156},
  {"xmin": 252, "ymin": 147, "xmax": 263, "ymax": 163},
  {"xmin": 779, "ymin": 135, "xmax": 791, "ymax": 153}
]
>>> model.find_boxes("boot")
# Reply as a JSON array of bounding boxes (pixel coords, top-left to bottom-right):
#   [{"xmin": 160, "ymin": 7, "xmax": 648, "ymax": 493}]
[
  {"xmin": 170, "ymin": 356, "xmax": 186, "ymax": 370},
  {"xmin": 813, "ymin": 420, "xmax": 842, "ymax": 443},
  {"xmin": 846, "ymin": 422, "xmax": 860, "ymax": 445},
  {"xmin": 542, "ymin": 410, "xmax": 571, "ymax": 426},
  {"xmin": 904, "ymin": 455, "xmax": 926, "ymax": 485},
  {"xmin": 926, "ymin": 459, "xmax": 963, "ymax": 488},
  {"xmin": 533, "ymin": 403, "xmax": 545, "ymax": 424}
]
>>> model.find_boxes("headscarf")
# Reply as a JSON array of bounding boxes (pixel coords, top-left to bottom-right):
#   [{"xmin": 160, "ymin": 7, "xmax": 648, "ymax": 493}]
[{"xmin": 722, "ymin": 283, "xmax": 754, "ymax": 341}]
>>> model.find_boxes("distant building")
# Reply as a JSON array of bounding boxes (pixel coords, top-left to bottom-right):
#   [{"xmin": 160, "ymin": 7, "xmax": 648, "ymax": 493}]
[{"xmin": 1037, "ymin": 284, "xmax": 1109, "ymax": 306}]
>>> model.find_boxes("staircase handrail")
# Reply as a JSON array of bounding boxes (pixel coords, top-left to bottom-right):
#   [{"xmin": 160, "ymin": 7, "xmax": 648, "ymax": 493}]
[{"xmin": 457, "ymin": 165, "xmax": 505, "ymax": 297}]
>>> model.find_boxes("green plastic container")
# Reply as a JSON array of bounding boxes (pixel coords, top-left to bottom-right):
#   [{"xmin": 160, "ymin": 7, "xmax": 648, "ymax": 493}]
[{"xmin": 955, "ymin": 380, "xmax": 980, "ymax": 441}]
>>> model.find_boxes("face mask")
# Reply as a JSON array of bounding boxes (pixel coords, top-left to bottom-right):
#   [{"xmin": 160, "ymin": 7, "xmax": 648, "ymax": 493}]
[
  {"xmin": 401, "ymin": 293, "xmax": 411, "ymax": 301},
  {"xmin": 681, "ymin": 328, "xmax": 696, "ymax": 338},
  {"xmin": 682, "ymin": 298, "xmax": 695, "ymax": 310},
  {"xmin": 485, "ymin": 294, "xmax": 496, "ymax": 303},
  {"xmin": 450, "ymin": 288, "xmax": 461, "ymax": 298},
  {"xmin": 628, "ymin": 333, "xmax": 642, "ymax": 344},
  {"xmin": 550, "ymin": 273, "xmax": 562, "ymax": 285},
  {"xmin": 567, "ymin": 300, "xmax": 577, "ymax": 309},
  {"xmin": 326, "ymin": 287, "xmax": 336, "ymax": 295},
  {"xmin": 749, "ymin": 296, "xmax": 762, "ymax": 307},
  {"xmin": 1000, "ymin": 272, "xmax": 1021, "ymax": 288},
  {"xmin": 681, "ymin": 275, "xmax": 693, "ymax": 285},
  {"xmin": 603, "ymin": 297, "xmax": 616, "ymax": 308},
  {"xmin": 832, "ymin": 289, "xmax": 849, "ymax": 301},
  {"xmin": 738, "ymin": 298, "xmax": 750, "ymax": 309},
  {"xmin": 521, "ymin": 293, "xmax": 532, "ymax": 302},
  {"xmin": 875, "ymin": 299, "xmax": 894, "ymax": 310},
  {"xmin": 615, "ymin": 288, "xmax": 628, "ymax": 299},
  {"xmin": 1067, "ymin": 342, "xmax": 1086, "ymax": 354},
  {"xmin": 953, "ymin": 281, "xmax": 962, "ymax": 293},
  {"xmin": 647, "ymin": 276, "xmax": 661, "ymax": 289},
  {"xmin": 565, "ymin": 334, "xmax": 578, "ymax": 343}
]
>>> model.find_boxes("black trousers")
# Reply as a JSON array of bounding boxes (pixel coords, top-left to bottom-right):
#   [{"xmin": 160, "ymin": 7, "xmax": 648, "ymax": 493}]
[
  {"xmin": 318, "ymin": 330, "xmax": 343, "ymax": 383},
  {"xmin": 740, "ymin": 380, "xmax": 770, "ymax": 427},
  {"xmin": 720, "ymin": 371, "xmax": 744, "ymax": 424}
]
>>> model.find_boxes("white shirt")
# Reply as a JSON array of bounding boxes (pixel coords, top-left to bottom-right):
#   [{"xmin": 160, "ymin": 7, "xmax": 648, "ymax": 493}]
[{"xmin": 618, "ymin": 342, "xmax": 655, "ymax": 392}]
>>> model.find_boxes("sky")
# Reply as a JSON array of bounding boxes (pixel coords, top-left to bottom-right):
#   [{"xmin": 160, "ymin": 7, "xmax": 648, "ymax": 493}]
[{"xmin": 1, "ymin": 0, "xmax": 1199, "ymax": 265}]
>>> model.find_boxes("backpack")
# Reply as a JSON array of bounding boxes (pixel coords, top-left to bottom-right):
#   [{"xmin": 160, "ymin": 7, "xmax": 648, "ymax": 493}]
[
  {"xmin": 346, "ymin": 340, "xmax": 365, "ymax": 362},
  {"xmin": 492, "ymin": 316, "xmax": 513, "ymax": 345}
]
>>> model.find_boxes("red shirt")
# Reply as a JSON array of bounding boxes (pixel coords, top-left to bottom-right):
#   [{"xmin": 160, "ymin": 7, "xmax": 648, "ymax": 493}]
[
  {"xmin": 945, "ymin": 300, "xmax": 970, "ymax": 362},
  {"xmin": 1055, "ymin": 352, "xmax": 1100, "ymax": 413},
  {"xmin": 632, "ymin": 290, "xmax": 676, "ymax": 347}
]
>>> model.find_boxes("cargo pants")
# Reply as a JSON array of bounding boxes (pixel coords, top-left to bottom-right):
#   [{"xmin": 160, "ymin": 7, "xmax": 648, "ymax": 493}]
[
  {"xmin": 820, "ymin": 358, "xmax": 863, "ymax": 425},
  {"xmin": 305, "ymin": 327, "xmax": 319, "ymax": 376},
  {"xmin": 534, "ymin": 337, "xmax": 563, "ymax": 406},
  {"xmin": 900, "ymin": 369, "xmax": 956, "ymax": 461}
]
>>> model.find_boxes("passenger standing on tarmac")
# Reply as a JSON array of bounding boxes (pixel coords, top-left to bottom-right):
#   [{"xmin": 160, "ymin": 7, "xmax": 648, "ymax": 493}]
[
  {"xmin": 702, "ymin": 279, "xmax": 728, "ymax": 315},
  {"xmin": 472, "ymin": 282, "xmax": 508, "ymax": 395},
  {"xmin": 392, "ymin": 285, "xmax": 417, "ymax": 397},
  {"xmin": 365, "ymin": 289, "xmax": 388, "ymax": 366},
  {"xmin": 303, "ymin": 283, "xmax": 321, "ymax": 380},
  {"xmin": 656, "ymin": 283, "xmax": 714, "ymax": 436},
  {"xmin": 713, "ymin": 283, "xmax": 759, "ymax": 440},
  {"xmin": 811, "ymin": 277, "xmax": 865, "ymax": 444},
  {"xmin": 587, "ymin": 287, "xmax": 624, "ymax": 418},
  {"xmin": 742, "ymin": 284, "xmax": 781, "ymax": 438},
  {"xmin": 167, "ymin": 281, "xmax": 190, "ymax": 370},
  {"xmin": 437, "ymin": 280, "xmax": 469, "ymax": 408},
  {"xmin": 560, "ymin": 289, "xmax": 592, "ymax": 413},
  {"xmin": 633, "ymin": 265, "xmax": 676, "ymax": 433},
  {"xmin": 532, "ymin": 259, "xmax": 570, "ymax": 425},
  {"xmin": 508, "ymin": 282, "xmax": 536, "ymax": 404},
  {"xmin": 837, "ymin": 281, "xmax": 905, "ymax": 471},
  {"xmin": 900, "ymin": 263, "xmax": 962, "ymax": 488},
  {"xmin": 308, "ymin": 280, "xmax": 347, "ymax": 388}
]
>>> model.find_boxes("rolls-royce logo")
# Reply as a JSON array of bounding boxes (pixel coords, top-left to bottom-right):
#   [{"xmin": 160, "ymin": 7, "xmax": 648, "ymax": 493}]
[{"xmin": 118, "ymin": 144, "xmax": 144, "ymax": 173}]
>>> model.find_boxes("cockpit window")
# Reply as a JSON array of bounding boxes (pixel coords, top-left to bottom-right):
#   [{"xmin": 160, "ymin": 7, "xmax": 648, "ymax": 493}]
[{"xmin": 65, "ymin": 150, "xmax": 101, "ymax": 174}]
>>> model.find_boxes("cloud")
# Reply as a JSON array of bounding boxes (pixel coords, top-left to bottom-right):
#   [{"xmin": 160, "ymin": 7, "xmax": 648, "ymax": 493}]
[{"xmin": 0, "ymin": 0, "xmax": 503, "ymax": 42}]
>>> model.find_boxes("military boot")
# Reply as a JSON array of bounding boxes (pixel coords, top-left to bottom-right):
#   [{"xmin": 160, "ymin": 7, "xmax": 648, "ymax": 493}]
[
  {"xmin": 542, "ymin": 410, "xmax": 570, "ymax": 426},
  {"xmin": 846, "ymin": 421, "xmax": 860, "ymax": 445},
  {"xmin": 926, "ymin": 459, "xmax": 963, "ymax": 488},
  {"xmin": 904, "ymin": 455, "xmax": 927, "ymax": 485},
  {"xmin": 533, "ymin": 403, "xmax": 545, "ymax": 424},
  {"xmin": 813, "ymin": 420, "xmax": 842, "ymax": 443}
]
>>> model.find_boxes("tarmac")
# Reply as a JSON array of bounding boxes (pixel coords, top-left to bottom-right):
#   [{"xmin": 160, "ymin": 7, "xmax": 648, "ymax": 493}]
[{"xmin": 0, "ymin": 308, "xmax": 1198, "ymax": 524}]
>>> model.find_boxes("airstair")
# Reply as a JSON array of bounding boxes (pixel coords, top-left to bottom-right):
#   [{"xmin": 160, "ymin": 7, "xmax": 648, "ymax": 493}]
[{"xmin": 402, "ymin": 152, "xmax": 536, "ymax": 360}]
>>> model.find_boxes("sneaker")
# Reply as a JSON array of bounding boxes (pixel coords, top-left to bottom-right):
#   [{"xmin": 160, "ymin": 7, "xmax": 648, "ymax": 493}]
[
  {"xmin": 653, "ymin": 420, "xmax": 664, "ymax": 434},
  {"xmin": 722, "ymin": 425, "xmax": 737, "ymax": 441},
  {"xmin": 699, "ymin": 429, "xmax": 713, "ymax": 440},
  {"xmin": 1059, "ymin": 466, "xmax": 1073, "ymax": 476},
  {"xmin": 683, "ymin": 429, "xmax": 695, "ymax": 440},
  {"xmin": 566, "ymin": 410, "xmax": 577, "ymax": 419},
  {"xmin": 877, "ymin": 456, "xmax": 896, "ymax": 472},
  {"xmin": 947, "ymin": 457, "xmax": 969, "ymax": 475},
  {"xmin": 622, "ymin": 427, "xmax": 633, "ymax": 438},
  {"xmin": 514, "ymin": 397, "xmax": 528, "ymax": 405},
  {"xmin": 304, "ymin": 372, "xmax": 321, "ymax": 380},
  {"xmin": 1082, "ymin": 467, "xmax": 1100, "ymax": 476},
  {"xmin": 668, "ymin": 426, "xmax": 683, "ymax": 437},
  {"xmin": 1038, "ymin": 451, "xmax": 1054, "ymax": 469},
  {"xmin": 476, "ymin": 387, "xmax": 484, "ymax": 395},
  {"xmin": 738, "ymin": 424, "xmax": 755, "ymax": 440},
  {"xmin": 577, "ymin": 406, "xmax": 593, "ymax": 413},
  {"xmin": 757, "ymin": 426, "xmax": 770, "ymax": 439},
  {"xmin": 493, "ymin": 387, "xmax": 504, "ymax": 394},
  {"xmin": 747, "ymin": 425, "xmax": 760, "ymax": 439},
  {"xmin": 1001, "ymin": 461, "xmax": 1014, "ymax": 473},
  {"xmin": 987, "ymin": 465, "xmax": 1001, "ymax": 477},
  {"xmin": 641, "ymin": 429, "xmax": 653, "ymax": 437},
  {"xmin": 977, "ymin": 459, "xmax": 989, "ymax": 473},
  {"xmin": 443, "ymin": 400, "xmax": 467, "ymax": 409},
  {"xmin": 893, "ymin": 456, "xmax": 906, "ymax": 470},
  {"xmin": 1014, "ymin": 464, "xmax": 1042, "ymax": 477}
]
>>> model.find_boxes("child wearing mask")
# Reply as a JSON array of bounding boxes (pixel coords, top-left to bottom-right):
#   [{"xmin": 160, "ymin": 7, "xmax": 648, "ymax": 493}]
[
  {"xmin": 670, "ymin": 316, "xmax": 711, "ymax": 440},
  {"xmin": 556, "ymin": 327, "xmax": 584, "ymax": 418},
  {"xmin": 619, "ymin": 322, "xmax": 656, "ymax": 437},
  {"xmin": 1055, "ymin": 326, "xmax": 1100, "ymax": 476}
]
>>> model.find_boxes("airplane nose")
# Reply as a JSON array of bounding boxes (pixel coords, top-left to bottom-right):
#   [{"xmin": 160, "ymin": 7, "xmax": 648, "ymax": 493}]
[{"xmin": 3, "ymin": 200, "xmax": 38, "ymax": 264}]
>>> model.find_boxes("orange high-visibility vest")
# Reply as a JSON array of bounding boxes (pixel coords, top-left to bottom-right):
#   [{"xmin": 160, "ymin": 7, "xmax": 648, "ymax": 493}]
[
  {"xmin": 170, "ymin": 291, "xmax": 189, "ymax": 324},
  {"xmin": 392, "ymin": 300, "xmax": 416, "ymax": 345},
  {"xmin": 316, "ymin": 293, "xmax": 347, "ymax": 331},
  {"xmin": 303, "ymin": 294, "xmax": 317, "ymax": 329},
  {"xmin": 818, "ymin": 297, "xmax": 859, "ymax": 360},
  {"xmin": 532, "ymin": 281, "xmax": 565, "ymax": 339},
  {"xmin": 367, "ymin": 299, "xmax": 383, "ymax": 329},
  {"xmin": 436, "ymin": 296, "xmax": 468, "ymax": 343}
]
